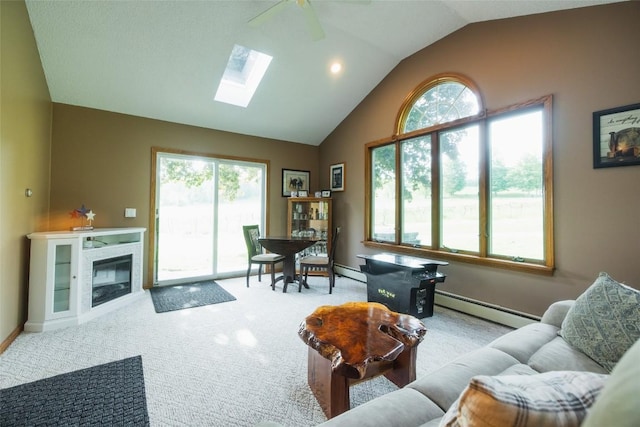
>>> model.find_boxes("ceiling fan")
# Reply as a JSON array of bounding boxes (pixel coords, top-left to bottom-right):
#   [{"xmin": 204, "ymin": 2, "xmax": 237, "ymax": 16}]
[{"xmin": 248, "ymin": 0, "xmax": 325, "ymax": 41}]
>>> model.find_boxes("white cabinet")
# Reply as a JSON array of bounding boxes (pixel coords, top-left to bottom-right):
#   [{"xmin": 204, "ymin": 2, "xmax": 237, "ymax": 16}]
[
  {"xmin": 26, "ymin": 228, "xmax": 145, "ymax": 332},
  {"xmin": 26, "ymin": 238, "xmax": 80, "ymax": 330}
]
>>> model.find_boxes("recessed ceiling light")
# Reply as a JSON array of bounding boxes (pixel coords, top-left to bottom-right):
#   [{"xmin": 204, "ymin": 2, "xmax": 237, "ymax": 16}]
[
  {"xmin": 330, "ymin": 62, "xmax": 342, "ymax": 74},
  {"xmin": 215, "ymin": 45, "xmax": 272, "ymax": 108}
]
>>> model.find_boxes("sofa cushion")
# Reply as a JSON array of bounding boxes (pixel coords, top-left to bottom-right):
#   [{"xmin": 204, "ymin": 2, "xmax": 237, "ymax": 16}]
[
  {"xmin": 438, "ymin": 371, "xmax": 608, "ymax": 427},
  {"xmin": 317, "ymin": 387, "xmax": 444, "ymax": 427},
  {"xmin": 539, "ymin": 300, "xmax": 574, "ymax": 328},
  {"xmin": 420, "ymin": 420, "xmax": 442, "ymax": 427},
  {"xmin": 488, "ymin": 322, "xmax": 558, "ymax": 363},
  {"xmin": 582, "ymin": 338, "xmax": 640, "ymax": 427},
  {"xmin": 407, "ymin": 347, "xmax": 520, "ymax": 412},
  {"xmin": 528, "ymin": 336, "xmax": 608, "ymax": 374},
  {"xmin": 497, "ymin": 363, "xmax": 538, "ymax": 376},
  {"xmin": 560, "ymin": 272, "xmax": 640, "ymax": 372}
]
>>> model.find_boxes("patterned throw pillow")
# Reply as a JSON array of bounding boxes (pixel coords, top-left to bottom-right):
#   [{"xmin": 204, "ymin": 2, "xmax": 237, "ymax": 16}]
[
  {"xmin": 560, "ymin": 272, "xmax": 640, "ymax": 372},
  {"xmin": 439, "ymin": 371, "xmax": 608, "ymax": 427}
]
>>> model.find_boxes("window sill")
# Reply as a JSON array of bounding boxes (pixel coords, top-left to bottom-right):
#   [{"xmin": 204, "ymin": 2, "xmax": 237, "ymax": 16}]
[{"xmin": 363, "ymin": 241, "xmax": 554, "ymax": 276}]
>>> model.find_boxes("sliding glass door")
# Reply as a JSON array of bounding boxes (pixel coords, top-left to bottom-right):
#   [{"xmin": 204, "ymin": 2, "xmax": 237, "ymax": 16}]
[{"xmin": 153, "ymin": 150, "xmax": 267, "ymax": 285}]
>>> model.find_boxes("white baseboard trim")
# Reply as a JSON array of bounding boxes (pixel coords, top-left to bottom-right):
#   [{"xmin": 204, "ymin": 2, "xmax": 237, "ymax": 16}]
[
  {"xmin": 433, "ymin": 292, "xmax": 538, "ymax": 329},
  {"xmin": 335, "ymin": 264, "xmax": 539, "ymax": 329},
  {"xmin": 336, "ymin": 264, "xmax": 367, "ymax": 282}
]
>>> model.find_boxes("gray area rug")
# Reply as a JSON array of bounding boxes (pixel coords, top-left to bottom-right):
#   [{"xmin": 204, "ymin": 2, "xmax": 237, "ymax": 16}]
[
  {"xmin": 150, "ymin": 280, "xmax": 236, "ymax": 313},
  {"xmin": 0, "ymin": 356, "xmax": 149, "ymax": 426}
]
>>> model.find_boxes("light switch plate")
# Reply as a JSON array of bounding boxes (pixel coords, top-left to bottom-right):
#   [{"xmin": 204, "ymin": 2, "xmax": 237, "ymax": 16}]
[{"xmin": 124, "ymin": 208, "xmax": 136, "ymax": 218}]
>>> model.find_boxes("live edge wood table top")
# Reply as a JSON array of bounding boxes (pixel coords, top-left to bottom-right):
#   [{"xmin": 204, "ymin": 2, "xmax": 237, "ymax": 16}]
[{"xmin": 298, "ymin": 302, "xmax": 427, "ymax": 418}]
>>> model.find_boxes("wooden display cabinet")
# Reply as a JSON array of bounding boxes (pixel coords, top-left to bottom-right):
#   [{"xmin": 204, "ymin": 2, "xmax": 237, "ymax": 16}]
[{"xmin": 287, "ymin": 197, "xmax": 333, "ymax": 262}]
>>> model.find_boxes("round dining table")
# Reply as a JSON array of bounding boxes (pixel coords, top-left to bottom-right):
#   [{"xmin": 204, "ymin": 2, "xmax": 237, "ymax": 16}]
[{"xmin": 258, "ymin": 236, "xmax": 318, "ymax": 292}]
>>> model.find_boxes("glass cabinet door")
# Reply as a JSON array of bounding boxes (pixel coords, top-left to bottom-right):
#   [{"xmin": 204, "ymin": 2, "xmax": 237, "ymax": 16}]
[
  {"xmin": 53, "ymin": 244, "xmax": 72, "ymax": 313},
  {"xmin": 288, "ymin": 198, "xmax": 332, "ymax": 257}
]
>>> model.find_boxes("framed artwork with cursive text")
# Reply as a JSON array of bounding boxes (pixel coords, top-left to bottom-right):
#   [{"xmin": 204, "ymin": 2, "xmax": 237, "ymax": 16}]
[{"xmin": 593, "ymin": 103, "xmax": 640, "ymax": 168}]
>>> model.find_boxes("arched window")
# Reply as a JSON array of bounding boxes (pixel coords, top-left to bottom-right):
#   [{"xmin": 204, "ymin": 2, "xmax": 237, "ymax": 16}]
[
  {"xmin": 399, "ymin": 76, "xmax": 482, "ymax": 133},
  {"xmin": 366, "ymin": 74, "xmax": 554, "ymax": 274}
]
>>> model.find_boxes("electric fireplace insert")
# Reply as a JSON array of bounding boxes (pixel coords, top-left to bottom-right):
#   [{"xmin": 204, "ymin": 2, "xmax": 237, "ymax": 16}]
[{"xmin": 92, "ymin": 254, "xmax": 132, "ymax": 307}]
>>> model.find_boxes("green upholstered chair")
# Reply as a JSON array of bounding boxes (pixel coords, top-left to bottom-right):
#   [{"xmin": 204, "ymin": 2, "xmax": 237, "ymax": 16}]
[{"xmin": 242, "ymin": 225, "xmax": 285, "ymax": 290}]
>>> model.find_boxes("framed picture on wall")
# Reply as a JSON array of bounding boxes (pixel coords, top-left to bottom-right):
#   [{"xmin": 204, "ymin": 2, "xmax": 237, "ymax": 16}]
[
  {"xmin": 282, "ymin": 169, "xmax": 310, "ymax": 197},
  {"xmin": 593, "ymin": 103, "xmax": 640, "ymax": 169},
  {"xmin": 330, "ymin": 162, "xmax": 345, "ymax": 192}
]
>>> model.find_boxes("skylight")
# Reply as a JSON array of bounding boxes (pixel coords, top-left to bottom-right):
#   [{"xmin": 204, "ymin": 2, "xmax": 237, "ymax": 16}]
[{"xmin": 214, "ymin": 45, "xmax": 272, "ymax": 108}]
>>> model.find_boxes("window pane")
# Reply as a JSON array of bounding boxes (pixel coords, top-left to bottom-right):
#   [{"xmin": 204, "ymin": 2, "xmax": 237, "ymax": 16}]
[
  {"xmin": 156, "ymin": 153, "xmax": 267, "ymax": 283},
  {"xmin": 157, "ymin": 156, "xmax": 215, "ymax": 281},
  {"xmin": 489, "ymin": 110, "xmax": 544, "ymax": 260},
  {"xmin": 372, "ymin": 144, "xmax": 396, "ymax": 242},
  {"xmin": 441, "ymin": 125, "xmax": 480, "ymax": 252},
  {"xmin": 217, "ymin": 162, "xmax": 265, "ymax": 274},
  {"xmin": 401, "ymin": 136, "xmax": 432, "ymax": 246},
  {"xmin": 404, "ymin": 82, "xmax": 480, "ymax": 132}
]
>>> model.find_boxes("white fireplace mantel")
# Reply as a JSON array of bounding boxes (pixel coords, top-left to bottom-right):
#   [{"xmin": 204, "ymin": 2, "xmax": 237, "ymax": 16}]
[{"xmin": 25, "ymin": 227, "xmax": 146, "ymax": 332}]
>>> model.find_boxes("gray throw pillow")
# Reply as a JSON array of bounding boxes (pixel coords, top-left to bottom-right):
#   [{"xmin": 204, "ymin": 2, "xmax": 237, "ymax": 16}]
[{"xmin": 560, "ymin": 272, "xmax": 640, "ymax": 372}]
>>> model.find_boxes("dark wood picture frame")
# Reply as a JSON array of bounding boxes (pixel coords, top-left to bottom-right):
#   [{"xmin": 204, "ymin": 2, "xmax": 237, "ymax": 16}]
[
  {"xmin": 593, "ymin": 103, "xmax": 640, "ymax": 169},
  {"xmin": 330, "ymin": 162, "xmax": 345, "ymax": 192},
  {"xmin": 282, "ymin": 169, "xmax": 310, "ymax": 197}
]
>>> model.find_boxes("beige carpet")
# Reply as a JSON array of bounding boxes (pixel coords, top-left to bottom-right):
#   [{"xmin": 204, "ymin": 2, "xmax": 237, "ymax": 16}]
[{"xmin": 0, "ymin": 276, "xmax": 512, "ymax": 426}]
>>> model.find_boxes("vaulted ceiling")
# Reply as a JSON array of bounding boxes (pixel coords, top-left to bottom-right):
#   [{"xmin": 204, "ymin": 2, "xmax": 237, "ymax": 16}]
[{"xmin": 26, "ymin": 0, "xmax": 620, "ymax": 145}]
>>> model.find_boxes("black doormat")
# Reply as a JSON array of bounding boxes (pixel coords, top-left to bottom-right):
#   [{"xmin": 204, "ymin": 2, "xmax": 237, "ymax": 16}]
[
  {"xmin": 150, "ymin": 280, "xmax": 236, "ymax": 313},
  {"xmin": 0, "ymin": 356, "xmax": 149, "ymax": 426}
]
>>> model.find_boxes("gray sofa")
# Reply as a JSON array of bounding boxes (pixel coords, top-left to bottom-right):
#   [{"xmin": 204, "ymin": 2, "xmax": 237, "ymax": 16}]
[
  {"xmin": 259, "ymin": 272, "xmax": 639, "ymax": 427},
  {"xmin": 317, "ymin": 294, "xmax": 640, "ymax": 427}
]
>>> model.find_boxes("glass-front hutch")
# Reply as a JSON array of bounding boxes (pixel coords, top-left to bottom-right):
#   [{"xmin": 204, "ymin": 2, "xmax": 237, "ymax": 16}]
[{"xmin": 287, "ymin": 197, "xmax": 333, "ymax": 260}]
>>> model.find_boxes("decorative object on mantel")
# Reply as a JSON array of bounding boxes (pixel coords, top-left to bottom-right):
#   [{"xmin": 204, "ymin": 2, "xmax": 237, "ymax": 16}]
[
  {"xmin": 593, "ymin": 102, "xmax": 640, "ymax": 168},
  {"xmin": 330, "ymin": 162, "xmax": 345, "ymax": 192},
  {"xmin": 69, "ymin": 204, "xmax": 96, "ymax": 230}
]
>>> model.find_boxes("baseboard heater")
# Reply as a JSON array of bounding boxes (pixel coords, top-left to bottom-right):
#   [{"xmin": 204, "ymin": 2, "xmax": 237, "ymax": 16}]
[{"xmin": 335, "ymin": 264, "xmax": 539, "ymax": 329}]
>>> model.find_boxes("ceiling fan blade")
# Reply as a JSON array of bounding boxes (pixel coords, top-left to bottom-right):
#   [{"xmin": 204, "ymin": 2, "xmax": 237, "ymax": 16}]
[
  {"xmin": 300, "ymin": 0, "xmax": 325, "ymax": 41},
  {"xmin": 248, "ymin": 0, "xmax": 291, "ymax": 27}
]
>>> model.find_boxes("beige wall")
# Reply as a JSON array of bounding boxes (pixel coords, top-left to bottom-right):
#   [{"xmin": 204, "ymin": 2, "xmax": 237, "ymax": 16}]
[
  {"xmin": 3, "ymin": 2, "xmax": 639, "ymax": 348},
  {"xmin": 321, "ymin": 2, "xmax": 640, "ymax": 316},
  {"xmin": 0, "ymin": 1, "xmax": 52, "ymax": 345},
  {"xmin": 50, "ymin": 104, "xmax": 320, "ymax": 286}
]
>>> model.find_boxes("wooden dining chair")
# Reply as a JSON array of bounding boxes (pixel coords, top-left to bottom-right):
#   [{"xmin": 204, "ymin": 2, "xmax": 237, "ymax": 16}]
[
  {"xmin": 298, "ymin": 227, "xmax": 341, "ymax": 293},
  {"xmin": 242, "ymin": 225, "xmax": 285, "ymax": 290}
]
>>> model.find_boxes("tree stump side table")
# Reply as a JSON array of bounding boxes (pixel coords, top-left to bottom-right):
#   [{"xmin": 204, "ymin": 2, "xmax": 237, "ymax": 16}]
[{"xmin": 298, "ymin": 302, "xmax": 427, "ymax": 419}]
